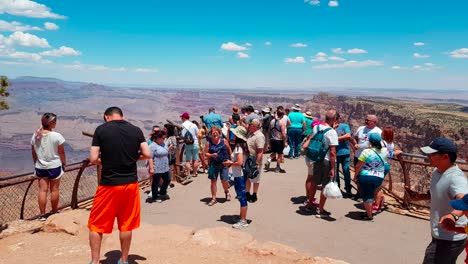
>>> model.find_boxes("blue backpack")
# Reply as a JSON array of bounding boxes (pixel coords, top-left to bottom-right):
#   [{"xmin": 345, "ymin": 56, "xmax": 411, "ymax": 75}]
[{"xmin": 306, "ymin": 127, "xmax": 332, "ymax": 162}]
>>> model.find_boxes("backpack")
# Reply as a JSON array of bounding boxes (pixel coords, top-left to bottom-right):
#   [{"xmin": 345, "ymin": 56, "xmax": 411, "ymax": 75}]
[
  {"xmin": 183, "ymin": 124, "xmax": 195, "ymax": 145},
  {"xmin": 306, "ymin": 126, "xmax": 332, "ymax": 162},
  {"xmin": 243, "ymin": 156, "xmax": 259, "ymax": 179}
]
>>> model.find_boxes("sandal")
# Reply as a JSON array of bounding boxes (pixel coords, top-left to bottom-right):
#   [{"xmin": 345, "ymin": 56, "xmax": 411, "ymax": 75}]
[
  {"xmin": 208, "ymin": 199, "xmax": 217, "ymax": 206},
  {"xmin": 225, "ymin": 192, "xmax": 231, "ymax": 201}
]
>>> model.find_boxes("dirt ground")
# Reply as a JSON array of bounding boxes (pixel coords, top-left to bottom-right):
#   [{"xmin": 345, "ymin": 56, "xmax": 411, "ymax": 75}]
[{"xmin": 1, "ymin": 156, "xmax": 466, "ymax": 264}]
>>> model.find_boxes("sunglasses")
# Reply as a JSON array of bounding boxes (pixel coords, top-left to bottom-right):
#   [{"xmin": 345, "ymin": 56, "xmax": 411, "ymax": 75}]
[{"xmin": 365, "ymin": 119, "xmax": 375, "ymax": 123}]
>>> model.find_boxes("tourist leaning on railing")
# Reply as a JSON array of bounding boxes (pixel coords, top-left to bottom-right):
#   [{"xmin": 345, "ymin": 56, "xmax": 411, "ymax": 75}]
[{"xmin": 31, "ymin": 112, "xmax": 66, "ymax": 221}]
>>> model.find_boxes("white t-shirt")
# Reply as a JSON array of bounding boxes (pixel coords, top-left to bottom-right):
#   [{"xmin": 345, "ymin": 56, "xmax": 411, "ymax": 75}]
[
  {"xmin": 182, "ymin": 121, "xmax": 199, "ymax": 145},
  {"xmin": 312, "ymin": 124, "xmax": 338, "ymax": 161},
  {"xmin": 31, "ymin": 131, "xmax": 65, "ymax": 169},
  {"xmin": 231, "ymin": 145, "xmax": 245, "ymax": 178},
  {"xmin": 354, "ymin": 126, "xmax": 382, "ymax": 158}
]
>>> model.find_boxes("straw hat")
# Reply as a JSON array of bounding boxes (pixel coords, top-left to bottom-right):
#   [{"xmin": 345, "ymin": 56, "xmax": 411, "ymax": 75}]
[{"xmin": 304, "ymin": 111, "xmax": 313, "ymax": 119}]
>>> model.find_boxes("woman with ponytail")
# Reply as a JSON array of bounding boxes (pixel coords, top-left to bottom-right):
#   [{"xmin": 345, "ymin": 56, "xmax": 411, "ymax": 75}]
[{"xmin": 31, "ymin": 113, "xmax": 66, "ymax": 221}]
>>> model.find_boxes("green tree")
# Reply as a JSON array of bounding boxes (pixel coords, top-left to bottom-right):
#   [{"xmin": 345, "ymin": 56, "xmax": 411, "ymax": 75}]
[{"xmin": 0, "ymin": 76, "xmax": 10, "ymax": 110}]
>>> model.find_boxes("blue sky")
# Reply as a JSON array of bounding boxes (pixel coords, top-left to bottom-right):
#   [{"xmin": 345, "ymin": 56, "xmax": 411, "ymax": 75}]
[{"xmin": 0, "ymin": 0, "xmax": 467, "ymax": 90}]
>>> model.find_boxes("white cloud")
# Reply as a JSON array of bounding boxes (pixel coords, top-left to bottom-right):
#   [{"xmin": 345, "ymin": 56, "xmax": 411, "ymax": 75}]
[
  {"xmin": 0, "ymin": 0, "xmax": 66, "ymax": 19},
  {"xmin": 220, "ymin": 42, "xmax": 247, "ymax": 51},
  {"xmin": 134, "ymin": 68, "xmax": 158, "ymax": 73},
  {"xmin": 3, "ymin": 31, "xmax": 50, "ymax": 48},
  {"xmin": 413, "ymin": 52, "xmax": 430, "ymax": 59},
  {"xmin": 0, "ymin": 20, "xmax": 41, "ymax": 31},
  {"xmin": 414, "ymin": 42, "xmax": 425, "ymax": 46},
  {"xmin": 40, "ymin": 46, "xmax": 81, "ymax": 57},
  {"xmin": 449, "ymin": 48, "xmax": 468, "ymax": 59},
  {"xmin": 412, "ymin": 63, "xmax": 441, "ymax": 71},
  {"xmin": 424, "ymin": 62, "xmax": 435, "ymax": 67},
  {"xmin": 291, "ymin": 43, "xmax": 307, "ymax": 48},
  {"xmin": 308, "ymin": 0, "xmax": 321, "ymax": 6},
  {"xmin": 264, "ymin": 41, "xmax": 272, "ymax": 46},
  {"xmin": 285, "ymin": 56, "xmax": 305, "ymax": 64},
  {"xmin": 244, "ymin": 42, "xmax": 252, "ymax": 47},
  {"xmin": 328, "ymin": 1, "xmax": 339, "ymax": 7},
  {"xmin": 329, "ymin": 56, "xmax": 346, "ymax": 61},
  {"xmin": 347, "ymin": 48, "xmax": 367, "ymax": 54},
  {"xmin": 311, "ymin": 52, "xmax": 328, "ymax": 62},
  {"xmin": 8, "ymin": 51, "xmax": 41, "ymax": 61},
  {"xmin": 313, "ymin": 60, "xmax": 383, "ymax": 69},
  {"xmin": 88, "ymin": 65, "xmax": 126, "ymax": 72},
  {"xmin": 44, "ymin": 22, "xmax": 59, "ymax": 30},
  {"xmin": 391, "ymin": 66, "xmax": 402, "ymax": 70},
  {"xmin": 237, "ymin": 52, "xmax": 249, "ymax": 59},
  {"xmin": 332, "ymin": 48, "xmax": 344, "ymax": 54}
]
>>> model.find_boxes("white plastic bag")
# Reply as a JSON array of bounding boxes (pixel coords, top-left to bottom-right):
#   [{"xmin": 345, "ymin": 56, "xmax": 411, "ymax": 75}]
[{"xmin": 323, "ymin": 181, "xmax": 343, "ymax": 199}]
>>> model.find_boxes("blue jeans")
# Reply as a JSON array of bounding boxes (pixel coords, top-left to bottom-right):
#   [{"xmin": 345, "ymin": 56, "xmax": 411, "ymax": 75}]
[
  {"xmin": 287, "ymin": 127, "xmax": 303, "ymax": 157},
  {"xmin": 233, "ymin": 176, "xmax": 248, "ymax": 207},
  {"xmin": 336, "ymin": 155, "xmax": 351, "ymax": 193},
  {"xmin": 152, "ymin": 171, "xmax": 171, "ymax": 199}
]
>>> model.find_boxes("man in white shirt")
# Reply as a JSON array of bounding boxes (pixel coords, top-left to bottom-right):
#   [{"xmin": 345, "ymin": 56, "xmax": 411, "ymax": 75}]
[
  {"xmin": 180, "ymin": 112, "xmax": 200, "ymax": 177},
  {"xmin": 353, "ymin": 114, "xmax": 382, "ymax": 166}
]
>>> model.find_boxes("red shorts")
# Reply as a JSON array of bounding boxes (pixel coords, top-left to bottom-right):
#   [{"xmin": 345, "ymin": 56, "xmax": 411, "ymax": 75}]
[{"xmin": 88, "ymin": 182, "xmax": 140, "ymax": 234}]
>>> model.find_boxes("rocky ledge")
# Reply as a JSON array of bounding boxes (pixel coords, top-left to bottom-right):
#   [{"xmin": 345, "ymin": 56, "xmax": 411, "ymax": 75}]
[{"xmin": 0, "ymin": 209, "xmax": 348, "ymax": 264}]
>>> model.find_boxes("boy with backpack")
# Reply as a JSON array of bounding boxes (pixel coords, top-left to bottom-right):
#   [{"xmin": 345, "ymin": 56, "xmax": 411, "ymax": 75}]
[
  {"xmin": 302, "ymin": 109, "xmax": 339, "ymax": 218},
  {"xmin": 180, "ymin": 112, "xmax": 200, "ymax": 177}
]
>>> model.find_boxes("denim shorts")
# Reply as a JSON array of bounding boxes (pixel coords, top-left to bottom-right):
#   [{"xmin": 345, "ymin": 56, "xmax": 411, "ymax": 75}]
[
  {"xmin": 35, "ymin": 166, "xmax": 63, "ymax": 180},
  {"xmin": 185, "ymin": 144, "xmax": 199, "ymax": 161},
  {"xmin": 358, "ymin": 175, "xmax": 383, "ymax": 203},
  {"xmin": 208, "ymin": 163, "xmax": 229, "ymax": 181}
]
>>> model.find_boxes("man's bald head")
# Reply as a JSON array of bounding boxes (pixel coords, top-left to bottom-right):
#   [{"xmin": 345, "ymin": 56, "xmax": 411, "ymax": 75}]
[{"xmin": 365, "ymin": 114, "xmax": 378, "ymax": 128}]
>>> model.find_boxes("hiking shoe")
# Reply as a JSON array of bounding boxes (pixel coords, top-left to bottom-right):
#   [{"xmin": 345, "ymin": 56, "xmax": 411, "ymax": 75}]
[
  {"xmin": 362, "ymin": 214, "xmax": 374, "ymax": 221},
  {"xmin": 154, "ymin": 198, "xmax": 162, "ymax": 203},
  {"xmin": 38, "ymin": 215, "xmax": 47, "ymax": 222},
  {"xmin": 232, "ymin": 220, "xmax": 249, "ymax": 229},
  {"xmin": 147, "ymin": 191, "xmax": 152, "ymax": 198},
  {"xmin": 315, "ymin": 210, "xmax": 331, "ymax": 218},
  {"xmin": 250, "ymin": 193, "xmax": 258, "ymax": 203}
]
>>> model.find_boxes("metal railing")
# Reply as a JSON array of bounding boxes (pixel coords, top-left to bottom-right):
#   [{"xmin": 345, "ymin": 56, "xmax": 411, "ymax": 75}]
[
  {"xmin": 1, "ymin": 151, "xmax": 466, "ymax": 224},
  {"xmin": 0, "ymin": 160, "xmax": 149, "ymax": 223}
]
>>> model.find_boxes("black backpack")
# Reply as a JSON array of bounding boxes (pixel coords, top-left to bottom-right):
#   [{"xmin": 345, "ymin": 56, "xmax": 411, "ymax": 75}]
[
  {"xmin": 243, "ymin": 156, "xmax": 259, "ymax": 179},
  {"xmin": 183, "ymin": 124, "xmax": 195, "ymax": 145}
]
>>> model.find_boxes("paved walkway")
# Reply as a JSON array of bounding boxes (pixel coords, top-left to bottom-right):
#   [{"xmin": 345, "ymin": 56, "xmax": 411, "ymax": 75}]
[{"xmin": 139, "ymin": 156, "xmax": 465, "ymax": 264}]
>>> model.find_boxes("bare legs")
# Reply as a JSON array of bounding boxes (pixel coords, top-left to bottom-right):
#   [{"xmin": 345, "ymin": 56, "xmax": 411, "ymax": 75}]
[
  {"xmin": 37, "ymin": 178, "xmax": 61, "ymax": 215},
  {"xmin": 89, "ymin": 230, "xmax": 132, "ymax": 264},
  {"xmin": 210, "ymin": 179, "xmax": 230, "ymax": 200}
]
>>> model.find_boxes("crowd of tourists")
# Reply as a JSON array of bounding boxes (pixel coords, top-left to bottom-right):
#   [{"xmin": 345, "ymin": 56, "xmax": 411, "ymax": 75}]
[{"xmin": 30, "ymin": 105, "xmax": 467, "ymax": 264}]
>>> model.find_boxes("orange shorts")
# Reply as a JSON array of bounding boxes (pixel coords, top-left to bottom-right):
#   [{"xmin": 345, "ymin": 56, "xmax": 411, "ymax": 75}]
[{"xmin": 88, "ymin": 182, "xmax": 140, "ymax": 234}]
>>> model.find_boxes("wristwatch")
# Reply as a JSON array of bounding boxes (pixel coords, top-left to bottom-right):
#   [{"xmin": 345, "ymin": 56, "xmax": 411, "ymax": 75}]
[{"xmin": 451, "ymin": 213, "xmax": 460, "ymax": 221}]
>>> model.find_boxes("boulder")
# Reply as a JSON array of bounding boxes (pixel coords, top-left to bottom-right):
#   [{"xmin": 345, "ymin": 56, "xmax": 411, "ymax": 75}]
[
  {"xmin": 42, "ymin": 210, "xmax": 89, "ymax": 236},
  {"xmin": 191, "ymin": 226, "xmax": 255, "ymax": 250}
]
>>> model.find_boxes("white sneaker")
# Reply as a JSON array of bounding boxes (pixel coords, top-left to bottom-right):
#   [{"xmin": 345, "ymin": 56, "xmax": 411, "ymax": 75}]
[
  {"xmin": 232, "ymin": 220, "xmax": 249, "ymax": 229},
  {"xmin": 147, "ymin": 191, "xmax": 152, "ymax": 198},
  {"xmin": 155, "ymin": 198, "xmax": 162, "ymax": 203}
]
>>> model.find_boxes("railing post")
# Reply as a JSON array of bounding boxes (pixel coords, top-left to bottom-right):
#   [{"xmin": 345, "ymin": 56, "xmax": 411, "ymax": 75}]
[
  {"xmin": 71, "ymin": 159, "xmax": 90, "ymax": 209},
  {"xmin": 20, "ymin": 180, "xmax": 36, "ymax": 220},
  {"xmin": 398, "ymin": 155, "xmax": 410, "ymax": 208}
]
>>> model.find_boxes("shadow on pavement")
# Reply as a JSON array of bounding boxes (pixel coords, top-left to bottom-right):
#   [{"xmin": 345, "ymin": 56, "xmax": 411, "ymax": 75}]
[
  {"xmin": 290, "ymin": 196, "xmax": 307, "ymax": 204},
  {"xmin": 101, "ymin": 250, "xmax": 146, "ymax": 264},
  {"xmin": 353, "ymin": 203, "xmax": 365, "ymax": 210},
  {"xmin": 217, "ymin": 215, "xmax": 252, "ymax": 225},
  {"xmin": 345, "ymin": 211, "xmax": 366, "ymax": 221},
  {"xmin": 296, "ymin": 206, "xmax": 317, "ymax": 216}
]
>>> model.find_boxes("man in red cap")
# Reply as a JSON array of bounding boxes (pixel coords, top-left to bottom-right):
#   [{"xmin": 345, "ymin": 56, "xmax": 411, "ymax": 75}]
[{"xmin": 180, "ymin": 112, "xmax": 200, "ymax": 177}]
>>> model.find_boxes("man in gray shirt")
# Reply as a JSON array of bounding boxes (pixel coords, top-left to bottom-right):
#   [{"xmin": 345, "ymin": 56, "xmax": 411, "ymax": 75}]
[{"xmin": 405, "ymin": 137, "xmax": 467, "ymax": 264}]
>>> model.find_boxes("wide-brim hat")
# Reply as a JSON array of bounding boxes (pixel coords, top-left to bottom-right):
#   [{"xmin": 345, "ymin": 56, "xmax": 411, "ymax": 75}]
[
  {"xmin": 232, "ymin": 126, "xmax": 248, "ymax": 141},
  {"xmin": 262, "ymin": 107, "xmax": 270, "ymax": 113},
  {"xmin": 291, "ymin": 106, "xmax": 301, "ymax": 111},
  {"xmin": 304, "ymin": 111, "xmax": 313, "ymax": 119}
]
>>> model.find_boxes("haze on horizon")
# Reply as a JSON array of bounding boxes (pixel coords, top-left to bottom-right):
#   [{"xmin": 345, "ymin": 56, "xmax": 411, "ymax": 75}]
[{"xmin": 0, "ymin": 1, "xmax": 468, "ymax": 90}]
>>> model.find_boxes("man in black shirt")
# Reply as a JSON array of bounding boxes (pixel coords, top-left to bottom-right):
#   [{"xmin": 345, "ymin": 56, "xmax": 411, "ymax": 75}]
[{"xmin": 88, "ymin": 107, "xmax": 151, "ymax": 264}]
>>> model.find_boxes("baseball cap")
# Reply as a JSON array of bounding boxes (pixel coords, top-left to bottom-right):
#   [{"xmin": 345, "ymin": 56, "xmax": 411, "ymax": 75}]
[
  {"xmin": 450, "ymin": 193, "xmax": 468, "ymax": 211},
  {"xmin": 180, "ymin": 112, "xmax": 190, "ymax": 119},
  {"xmin": 368, "ymin": 133, "xmax": 382, "ymax": 146},
  {"xmin": 420, "ymin": 137, "xmax": 457, "ymax": 154}
]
